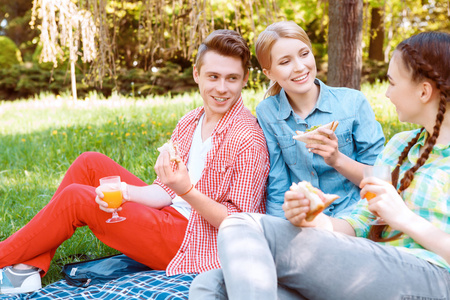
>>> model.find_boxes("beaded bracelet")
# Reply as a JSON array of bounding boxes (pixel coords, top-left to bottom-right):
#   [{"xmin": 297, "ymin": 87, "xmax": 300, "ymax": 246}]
[{"xmin": 178, "ymin": 184, "xmax": 194, "ymax": 197}]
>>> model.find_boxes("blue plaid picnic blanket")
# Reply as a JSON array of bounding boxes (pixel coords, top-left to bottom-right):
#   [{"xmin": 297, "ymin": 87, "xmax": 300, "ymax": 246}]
[{"xmin": 0, "ymin": 270, "xmax": 196, "ymax": 299}]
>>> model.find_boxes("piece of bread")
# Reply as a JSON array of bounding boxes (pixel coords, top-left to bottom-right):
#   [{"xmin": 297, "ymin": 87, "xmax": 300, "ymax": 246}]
[
  {"xmin": 157, "ymin": 140, "xmax": 181, "ymax": 162},
  {"xmin": 289, "ymin": 181, "xmax": 339, "ymax": 221},
  {"xmin": 293, "ymin": 121, "xmax": 339, "ymax": 145}
]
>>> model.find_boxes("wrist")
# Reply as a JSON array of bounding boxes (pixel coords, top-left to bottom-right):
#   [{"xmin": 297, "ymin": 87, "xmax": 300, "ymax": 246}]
[
  {"xmin": 328, "ymin": 151, "xmax": 343, "ymax": 169},
  {"xmin": 121, "ymin": 182, "xmax": 129, "ymax": 201},
  {"xmin": 177, "ymin": 184, "xmax": 194, "ymax": 197}
]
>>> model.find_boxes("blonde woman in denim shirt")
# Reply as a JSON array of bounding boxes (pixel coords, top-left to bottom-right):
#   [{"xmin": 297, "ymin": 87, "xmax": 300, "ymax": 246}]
[{"xmin": 255, "ymin": 21, "xmax": 384, "ymax": 218}]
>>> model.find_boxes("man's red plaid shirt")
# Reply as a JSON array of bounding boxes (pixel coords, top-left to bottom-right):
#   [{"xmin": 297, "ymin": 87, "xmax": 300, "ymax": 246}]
[{"xmin": 154, "ymin": 96, "xmax": 270, "ymax": 275}]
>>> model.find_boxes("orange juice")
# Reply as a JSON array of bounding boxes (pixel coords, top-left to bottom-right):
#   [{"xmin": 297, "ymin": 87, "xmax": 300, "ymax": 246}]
[
  {"xmin": 364, "ymin": 192, "xmax": 377, "ymax": 201},
  {"xmin": 103, "ymin": 190, "xmax": 123, "ymax": 208}
]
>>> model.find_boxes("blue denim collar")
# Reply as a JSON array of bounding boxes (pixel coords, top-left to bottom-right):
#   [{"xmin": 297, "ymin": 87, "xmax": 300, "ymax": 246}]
[{"xmin": 277, "ymin": 78, "xmax": 333, "ymax": 121}]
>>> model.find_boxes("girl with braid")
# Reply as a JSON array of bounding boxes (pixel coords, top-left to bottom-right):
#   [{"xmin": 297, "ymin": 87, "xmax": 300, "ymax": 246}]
[{"xmin": 190, "ymin": 31, "xmax": 450, "ymax": 299}]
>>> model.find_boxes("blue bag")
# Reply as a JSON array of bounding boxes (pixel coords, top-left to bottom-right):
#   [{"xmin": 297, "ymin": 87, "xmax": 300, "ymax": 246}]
[{"xmin": 62, "ymin": 254, "xmax": 152, "ymax": 287}]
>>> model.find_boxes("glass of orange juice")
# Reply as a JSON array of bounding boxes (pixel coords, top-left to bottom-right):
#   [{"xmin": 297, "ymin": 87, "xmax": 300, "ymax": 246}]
[
  {"xmin": 99, "ymin": 175, "xmax": 126, "ymax": 223},
  {"xmin": 363, "ymin": 165, "xmax": 391, "ymax": 225}
]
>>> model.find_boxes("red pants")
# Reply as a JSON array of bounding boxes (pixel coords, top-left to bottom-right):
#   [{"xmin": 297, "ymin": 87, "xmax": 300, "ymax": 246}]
[{"xmin": 0, "ymin": 152, "xmax": 188, "ymax": 275}]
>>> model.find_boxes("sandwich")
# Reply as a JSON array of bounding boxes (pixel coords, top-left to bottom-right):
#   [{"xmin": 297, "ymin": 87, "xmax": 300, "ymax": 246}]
[
  {"xmin": 157, "ymin": 140, "xmax": 181, "ymax": 162},
  {"xmin": 293, "ymin": 121, "xmax": 339, "ymax": 145},
  {"xmin": 289, "ymin": 181, "xmax": 339, "ymax": 221}
]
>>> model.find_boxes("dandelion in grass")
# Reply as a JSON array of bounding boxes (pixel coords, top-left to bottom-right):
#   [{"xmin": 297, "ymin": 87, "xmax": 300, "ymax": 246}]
[
  {"xmin": 151, "ymin": 121, "xmax": 156, "ymax": 125},
  {"xmin": 111, "ymin": 132, "xmax": 114, "ymax": 136},
  {"xmin": 141, "ymin": 124, "xmax": 145, "ymax": 127},
  {"xmin": 52, "ymin": 130, "xmax": 58, "ymax": 135},
  {"xmin": 166, "ymin": 132, "xmax": 171, "ymax": 135},
  {"xmin": 171, "ymin": 113, "xmax": 176, "ymax": 118},
  {"xmin": 142, "ymin": 131, "xmax": 147, "ymax": 135},
  {"xmin": 125, "ymin": 133, "xmax": 130, "ymax": 137},
  {"xmin": 21, "ymin": 138, "xmax": 26, "ymax": 142}
]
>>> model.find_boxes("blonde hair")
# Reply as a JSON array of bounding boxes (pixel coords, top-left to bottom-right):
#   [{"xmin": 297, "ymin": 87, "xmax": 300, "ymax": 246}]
[{"xmin": 255, "ymin": 21, "xmax": 313, "ymax": 98}]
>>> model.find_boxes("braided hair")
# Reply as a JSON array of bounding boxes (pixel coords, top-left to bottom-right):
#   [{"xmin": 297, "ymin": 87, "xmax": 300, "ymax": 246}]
[{"xmin": 369, "ymin": 32, "xmax": 450, "ymax": 241}]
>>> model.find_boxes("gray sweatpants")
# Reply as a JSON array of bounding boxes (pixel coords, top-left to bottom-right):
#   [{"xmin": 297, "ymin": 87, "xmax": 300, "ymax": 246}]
[{"xmin": 190, "ymin": 213, "xmax": 450, "ymax": 300}]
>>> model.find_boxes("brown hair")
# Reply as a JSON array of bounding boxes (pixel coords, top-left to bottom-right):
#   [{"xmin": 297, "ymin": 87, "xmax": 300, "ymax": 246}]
[
  {"xmin": 369, "ymin": 31, "xmax": 450, "ymax": 241},
  {"xmin": 255, "ymin": 21, "xmax": 313, "ymax": 98},
  {"xmin": 194, "ymin": 29, "xmax": 250, "ymax": 75}
]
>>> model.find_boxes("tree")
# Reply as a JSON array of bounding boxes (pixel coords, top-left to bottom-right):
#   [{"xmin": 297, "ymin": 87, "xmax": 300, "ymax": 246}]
[
  {"xmin": 30, "ymin": 0, "xmax": 98, "ymax": 101},
  {"xmin": 368, "ymin": 3, "xmax": 385, "ymax": 61},
  {"xmin": 327, "ymin": 0, "xmax": 364, "ymax": 90},
  {"xmin": 0, "ymin": 36, "xmax": 22, "ymax": 68}
]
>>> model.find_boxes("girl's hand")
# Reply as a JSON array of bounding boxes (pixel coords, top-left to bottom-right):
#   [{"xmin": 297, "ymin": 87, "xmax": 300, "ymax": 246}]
[
  {"xmin": 154, "ymin": 150, "xmax": 192, "ymax": 196},
  {"xmin": 283, "ymin": 190, "xmax": 321, "ymax": 227},
  {"xmin": 305, "ymin": 128, "xmax": 340, "ymax": 167},
  {"xmin": 360, "ymin": 177, "xmax": 415, "ymax": 230}
]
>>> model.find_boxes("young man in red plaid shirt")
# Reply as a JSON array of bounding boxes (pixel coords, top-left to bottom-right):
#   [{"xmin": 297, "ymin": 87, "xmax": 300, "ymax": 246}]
[{"xmin": 0, "ymin": 29, "xmax": 269, "ymax": 294}]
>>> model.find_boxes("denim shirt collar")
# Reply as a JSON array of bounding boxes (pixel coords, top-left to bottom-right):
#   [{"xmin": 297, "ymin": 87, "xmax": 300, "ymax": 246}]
[{"xmin": 277, "ymin": 78, "xmax": 333, "ymax": 121}]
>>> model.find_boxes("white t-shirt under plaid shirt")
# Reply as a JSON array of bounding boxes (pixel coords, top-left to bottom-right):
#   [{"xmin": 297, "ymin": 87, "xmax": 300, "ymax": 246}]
[
  {"xmin": 340, "ymin": 128, "xmax": 450, "ymax": 272},
  {"xmin": 153, "ymin": 96, "xmax": 270, "ymax": 276}
]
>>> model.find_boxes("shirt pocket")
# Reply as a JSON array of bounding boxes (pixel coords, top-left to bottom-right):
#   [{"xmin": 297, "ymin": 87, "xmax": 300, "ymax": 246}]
[
  {"xmin": 335, "ymin": 129, "xmax": 353, "ymax": 157},
  {"xmin": 275, "ymin": 134, "xmax": 297, "ymax": 166},
  {"xmin": 207, "ymin": 159, "xmax": 234, "ymax": 200}
]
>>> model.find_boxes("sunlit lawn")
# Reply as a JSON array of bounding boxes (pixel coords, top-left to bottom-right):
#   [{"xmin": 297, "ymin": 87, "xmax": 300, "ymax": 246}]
[{"xmin": 0, "ymin": 82, "xmax": 417, "ymax": 285}]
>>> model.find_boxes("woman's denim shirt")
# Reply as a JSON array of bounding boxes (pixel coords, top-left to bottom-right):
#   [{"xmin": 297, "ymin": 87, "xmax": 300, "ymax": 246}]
[{"xmin": 256, "ymin": 79, "xmax": 385, "ymax": 218}]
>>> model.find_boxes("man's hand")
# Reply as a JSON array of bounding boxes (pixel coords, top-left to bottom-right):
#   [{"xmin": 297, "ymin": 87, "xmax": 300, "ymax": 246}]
[
  {"xmin": 95, "ymin": 186, "xmax": 121, "ymax": 213},
  {"xmin": 154, "ymin": 150, "xmax": 192, "ymax": 196}
]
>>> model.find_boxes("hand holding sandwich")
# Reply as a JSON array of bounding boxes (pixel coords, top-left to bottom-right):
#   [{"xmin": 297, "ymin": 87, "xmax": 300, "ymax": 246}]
[
  {"xmin": 155, "ymin": 141, "xmax": 192, "ymax": 197},
  {"xmin": 293, "ymin": 122, "xmax": 366, "ymax": 186},
  {"xmin": 293, "ymin": 121, "xmax": 341, "ymax": 167},
  {"xmin": 282, "ymin": 181, "xmax": 338, "ymax": 230}
]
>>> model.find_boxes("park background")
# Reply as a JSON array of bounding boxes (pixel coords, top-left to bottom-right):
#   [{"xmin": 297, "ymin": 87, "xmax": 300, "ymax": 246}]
[{"xmin": 1, "ymin": 0, "xmax": 450, "ymax": 285}]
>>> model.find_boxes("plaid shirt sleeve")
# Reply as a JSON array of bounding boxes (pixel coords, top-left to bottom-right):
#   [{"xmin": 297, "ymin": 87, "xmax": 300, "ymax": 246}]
[{"xmin": 221, "ymin": 119, "xmax": 269, "ymax": 215}]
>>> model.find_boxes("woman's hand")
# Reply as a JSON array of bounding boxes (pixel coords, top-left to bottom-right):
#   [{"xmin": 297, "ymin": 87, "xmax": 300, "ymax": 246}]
[
  {"xmin": 154, "ymin": 150, "xmax": 192, "ymax": 196},
  {"xmin": 360, "ymin": 177, "xmax": 415, "ymax": 231},
  {"xmin": 305, "ymin": 128, "xmax": 340, "ymax": 167},
  {"xmin": 283, "ymin": 189, "xmax": 334, "ymax": 230},
  {"xmin": 283, "ymin": 190, "xmax": 310, "ymax": 226}
]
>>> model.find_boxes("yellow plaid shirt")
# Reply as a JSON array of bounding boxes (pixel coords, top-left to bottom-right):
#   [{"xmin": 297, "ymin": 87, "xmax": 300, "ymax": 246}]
[{"xmin": 341, "ymin": 129, "xmax": 450, "ymax": 272}]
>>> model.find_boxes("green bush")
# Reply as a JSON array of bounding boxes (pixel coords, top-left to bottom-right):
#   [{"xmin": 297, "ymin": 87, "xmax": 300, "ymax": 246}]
[
  {"xmin": 0, "ymin": 62, "xmax": 198, "ymax": 101},
  {"xmin": 0, "ymin": 36, "xmax": 23, "ymax": 69}
]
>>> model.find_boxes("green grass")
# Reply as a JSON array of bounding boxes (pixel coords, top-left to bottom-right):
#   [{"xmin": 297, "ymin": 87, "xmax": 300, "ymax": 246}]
[{"xmin": 0, "ymin": 83, "xmax": 417, "ymax": 285}]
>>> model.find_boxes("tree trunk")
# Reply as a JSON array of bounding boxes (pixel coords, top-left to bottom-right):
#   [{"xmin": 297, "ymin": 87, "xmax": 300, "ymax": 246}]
[
  {"xmin": 327, "ymin": 0, "xmax": 363, "ymax": 90},
  {"xmin": 368, "ymin": 6, "xmax": 385, "ymax": 61},
  {"xmin": 71, "ymin": 61, "xmax": 78, "ymax": 102}
]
